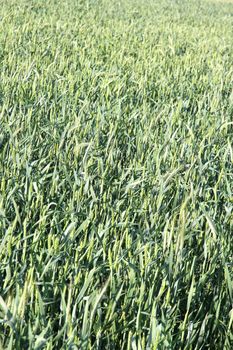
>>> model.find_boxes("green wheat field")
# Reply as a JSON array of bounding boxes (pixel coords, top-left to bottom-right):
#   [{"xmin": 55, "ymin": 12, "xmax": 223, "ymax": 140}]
[{"xmin": 0, "ymin": 0, "xmax": 233, "ymax": 349}]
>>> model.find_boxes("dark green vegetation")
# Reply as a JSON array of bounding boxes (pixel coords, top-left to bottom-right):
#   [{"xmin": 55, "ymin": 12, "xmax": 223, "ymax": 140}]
[{"xmin": 0, "ymin": 0, "xmax": 233, "ymax": 348}]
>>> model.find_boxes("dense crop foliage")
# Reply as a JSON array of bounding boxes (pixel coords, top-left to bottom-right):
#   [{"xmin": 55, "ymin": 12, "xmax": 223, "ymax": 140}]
[{"xmin": 0, "ymin": 0, "xmax": 233, "ymax": 348}]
